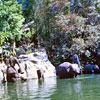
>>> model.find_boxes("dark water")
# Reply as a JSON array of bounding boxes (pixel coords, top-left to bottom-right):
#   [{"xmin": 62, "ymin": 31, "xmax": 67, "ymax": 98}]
[{"xmin": 0, "ymin": 74, "xmax": 100, "ymax": 100}]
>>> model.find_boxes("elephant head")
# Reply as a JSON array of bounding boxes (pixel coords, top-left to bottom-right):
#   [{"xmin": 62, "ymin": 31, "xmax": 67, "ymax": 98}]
[{"xmin": 69, "ymin": 64, "xmax": 80, "ymax": 78}]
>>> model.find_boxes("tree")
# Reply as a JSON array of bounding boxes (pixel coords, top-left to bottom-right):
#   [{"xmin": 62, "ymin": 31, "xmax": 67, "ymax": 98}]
[
  {"xmin": 0, "ymin": 0, "xmax": 24, "ymax": 58},
  {"xmin": 22, "ymin": 0, "xmax": 69, "ymax": 65},
  {"xmin": 0, "ymin": 0, "xmax": 24, "ymax": 45}
]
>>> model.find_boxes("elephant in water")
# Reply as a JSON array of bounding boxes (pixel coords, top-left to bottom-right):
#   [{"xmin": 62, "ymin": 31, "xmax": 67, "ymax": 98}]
[
  {"xmin": 56, "ymin": 62, "xmax": 80, "ymax": 79},
  {"xmin": 83, "ymin": 64, "xmax": 100, "ymax": 74},
  {"xmin": 3, "ymin": 57, "xmax": 26, "ymax": 82}
]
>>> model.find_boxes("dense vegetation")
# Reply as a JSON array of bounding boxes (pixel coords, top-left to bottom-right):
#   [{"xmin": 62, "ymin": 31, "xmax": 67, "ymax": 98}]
[
  {"xmin": 0, "ymin": 0, "xmax": 24, "ymax": 44},
  {"xmin": 0, "ymin": 0, "xmax": 100, "ymax": 66}
]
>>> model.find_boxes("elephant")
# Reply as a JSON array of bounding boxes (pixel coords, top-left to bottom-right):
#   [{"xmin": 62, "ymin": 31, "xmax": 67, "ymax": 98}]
[
  {"xmin": 56, "ymin": 62, "xmax": 80, "ymax": 79},
  {"xmin": 4, "ymin": 57, "xmax": 26, "ymax": 82},
  {"xmin": 83, "ymin": 64, "xmax": 100, "ymax": 74},
  {"xmin": 6, "ymin": 66, "xmax": 21, "ymax": 82}
]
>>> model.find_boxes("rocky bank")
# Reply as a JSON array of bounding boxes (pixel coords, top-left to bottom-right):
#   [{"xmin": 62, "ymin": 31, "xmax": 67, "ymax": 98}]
[{"xmin": 0, "ymin": 50, "xmax": 56, "ymax": 82}]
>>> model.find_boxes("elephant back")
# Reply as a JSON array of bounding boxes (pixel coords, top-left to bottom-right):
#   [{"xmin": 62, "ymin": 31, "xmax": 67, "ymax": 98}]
[{"xmin": 59, "ymin": 62, "xmax": 72, "ymax": 68}]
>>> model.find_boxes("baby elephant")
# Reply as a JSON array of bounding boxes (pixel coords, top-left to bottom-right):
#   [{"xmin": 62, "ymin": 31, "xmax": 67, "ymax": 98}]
[{"xmin": 56, "ymin": 62, "xmax": 80, "ymax": 79}]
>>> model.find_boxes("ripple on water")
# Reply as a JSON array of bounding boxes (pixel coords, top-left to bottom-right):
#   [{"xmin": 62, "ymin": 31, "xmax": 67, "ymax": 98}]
[{"xmin": 0, "ymin": 75, "xmax": 100, "ymax": 100}]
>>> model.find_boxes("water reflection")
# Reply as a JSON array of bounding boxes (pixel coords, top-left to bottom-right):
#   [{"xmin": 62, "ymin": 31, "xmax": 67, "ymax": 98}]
[
  {"xmin": 50, "ymin": 75, "xmax": 100, "ymax": 100},
  {"xmin": 0, "ymin": 83, "xmax": 8, "ymax": 100},
  {"xmin": 0, "ymin": 77, "xmax": 57, "ymax": 100},
  {"xmin": 73, "ymin": 81, "xmax": 83, "ymax": 98},
  {"xmin": 1, "ymin": 75, "xmax": 100, "ymax": 100},
  {"xmin": 52, "ymin": 79, "xmax": 84, "ymax": 100}
]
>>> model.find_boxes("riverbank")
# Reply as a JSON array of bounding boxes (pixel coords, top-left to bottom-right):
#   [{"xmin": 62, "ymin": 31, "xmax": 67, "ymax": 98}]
[{"xmin": 0, "ymin": 50, "xmax": 56, "ymax": 82}]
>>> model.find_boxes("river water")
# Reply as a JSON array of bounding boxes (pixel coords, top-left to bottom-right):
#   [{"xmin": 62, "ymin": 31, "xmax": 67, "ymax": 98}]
[{"xmin": 0, "ymin": 74, "xmax": 100, "ymax": 100}]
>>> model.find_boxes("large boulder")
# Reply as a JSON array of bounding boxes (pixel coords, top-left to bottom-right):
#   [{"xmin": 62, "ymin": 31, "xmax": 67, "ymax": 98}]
[
  {"xmin": 0, "ymin": 51, "xmax": 56, "ymax": 82},
  {"xmin": 18, "ymin": 51, "xmax": 56, "ymax": 79}
]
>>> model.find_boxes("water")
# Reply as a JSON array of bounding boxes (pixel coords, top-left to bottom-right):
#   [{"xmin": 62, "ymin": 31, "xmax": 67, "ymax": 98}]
[{"xmin": 0, "ymin": 75, "xmax": 100, "ymax": 100}]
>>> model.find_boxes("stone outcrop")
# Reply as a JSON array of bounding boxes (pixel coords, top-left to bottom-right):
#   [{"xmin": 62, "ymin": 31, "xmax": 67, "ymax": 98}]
[
  {"xmin": 0, "ymin": 50, "xmax": 56, "ymax": 82},
  {"xmin": 0, "ymin": 62, "xmax": 7, "ymax": 82}
]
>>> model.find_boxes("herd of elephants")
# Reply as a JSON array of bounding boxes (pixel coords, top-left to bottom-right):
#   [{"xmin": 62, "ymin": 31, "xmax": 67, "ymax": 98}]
[
  {"xmin": 1, "ymin": 53, "xmax": 100, "ymax": 83},
  {"xmin": 56, "ymin": 53, "xmax": 100, "ymax": 79}
]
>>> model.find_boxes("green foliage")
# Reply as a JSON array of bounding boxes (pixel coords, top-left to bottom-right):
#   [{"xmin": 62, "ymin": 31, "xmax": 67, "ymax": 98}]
[
  {"xmin": 26, "ymin": 49, "xmax": 32, "ymax": 54},
  {"xmin": 34, "ymin": 0, "xmax": 58, "ymax": 39},
  {"xmin": 22, "ymin": 0, "xmax": 71, "ymax": 65},
  {"xmin": 62, "ymin": 2, "xmax": 70, "ymax": 15},
  {"xmin": 22, "ymin": 0, "xmax": 39, "ymax": 22},
  {"xmin": 97, "ymin": 7, "xmax": 100, "ymax": 13},
  {"xmin": 0, "ymin": 0, "xmax": 24, "ymax": 44},
  {"xmin": 70, "ymin": 32, "xmax": 75, "ymax": 38},
  {"xmin": 23, "ymin": 29, "xmax": 35, "ymax": 38},
  {"xmin": 0, "ymin": 32, "xmax": 9, "ymax": 46}
]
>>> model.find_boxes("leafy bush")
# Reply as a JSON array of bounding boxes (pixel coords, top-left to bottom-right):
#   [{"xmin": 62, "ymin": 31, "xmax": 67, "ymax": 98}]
[{"xmin": 0, "ymin": 0, "xmax": 24, "ymax": 45}]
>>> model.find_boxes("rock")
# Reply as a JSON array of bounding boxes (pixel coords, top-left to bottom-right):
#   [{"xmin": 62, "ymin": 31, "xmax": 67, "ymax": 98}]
[
  {"xmin": 0, "ymin": 51, "xmax": 56, "ymax": 82},
  {"xmin": 18, "ymin": 51, "xmax": 56, "ymax": 79},
  {"xmin": 0, "ymin": 63, "xmax": 7, "ymax": 82}
]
